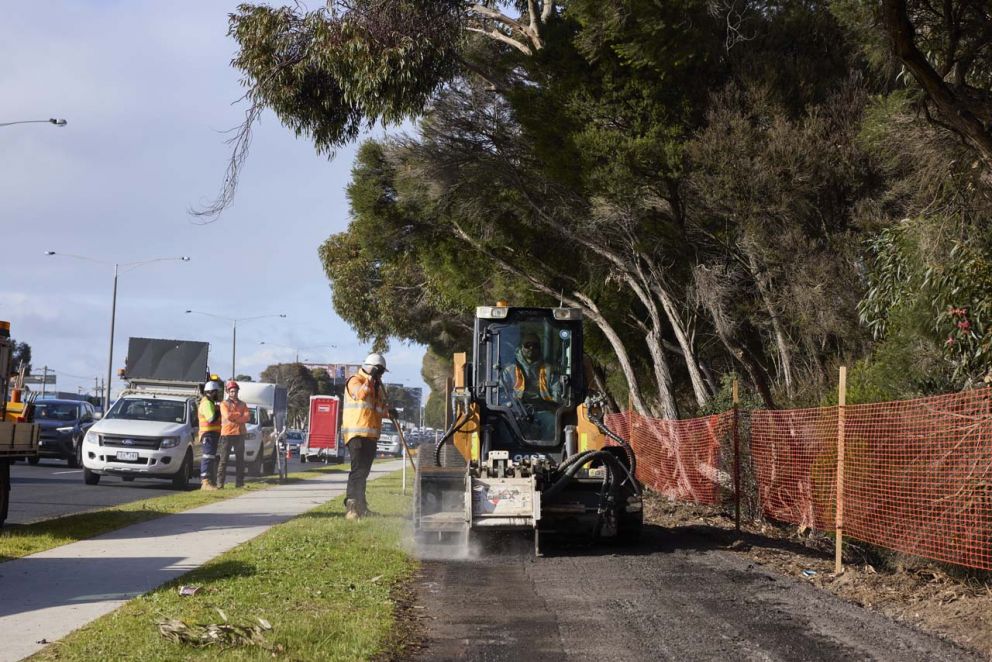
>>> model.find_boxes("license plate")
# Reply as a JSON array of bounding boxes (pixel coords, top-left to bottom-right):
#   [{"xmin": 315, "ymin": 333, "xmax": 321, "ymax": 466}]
[{"xmin": 116, "ymin": 451, "xmax": 139, "ymax": 461}]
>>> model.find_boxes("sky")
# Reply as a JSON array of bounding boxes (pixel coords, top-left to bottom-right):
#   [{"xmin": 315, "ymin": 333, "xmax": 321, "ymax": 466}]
[{"xmin": 0, "ymin": 1, "xmax": 429, "ymax": 405}]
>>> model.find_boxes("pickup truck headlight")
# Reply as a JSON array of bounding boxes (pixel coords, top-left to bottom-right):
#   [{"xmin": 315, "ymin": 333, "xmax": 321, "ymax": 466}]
[
  {"xmin": 84, "ymin": 431, "xmax": 100, "ymax": 445},
  {"xmin": 56, "ymin": 426, "xmax": 76, "ymax": 433},
  {"xmin": 160, "ymin": 436, "xmax": 181, "ymax": 449}
]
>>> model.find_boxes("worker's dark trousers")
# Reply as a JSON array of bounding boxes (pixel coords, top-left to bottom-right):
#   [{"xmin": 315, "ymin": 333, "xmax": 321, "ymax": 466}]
[
  {"xmin": 216, "ymin": 435, "xmax": 245, "ymax": 488},
  {"xmin": 200, "ymin": 432, "xmax": 220, "ymax": 482},
  {"xmin": 346, "ymin": 436, "xmax": 377, "ymax": 511}
]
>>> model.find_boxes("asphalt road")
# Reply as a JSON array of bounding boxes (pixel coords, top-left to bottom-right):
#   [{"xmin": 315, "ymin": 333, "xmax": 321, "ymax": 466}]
[
  {"xmin": 6, "ymin": 455, "xmax": 314, "ymax": 525},
  {"xmin": 410, "ymin": 526, "xmax": 978, "ymax": 662}
]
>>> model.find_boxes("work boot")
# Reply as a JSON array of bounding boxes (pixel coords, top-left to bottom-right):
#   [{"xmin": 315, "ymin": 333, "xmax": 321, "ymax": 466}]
[
  {"xmin": 200, "ymin": 479, "xmax": 217, "ymax": 491},
  {"xmin": 345, "ymin": 498, "xmax": 361, "ymax": 520}
]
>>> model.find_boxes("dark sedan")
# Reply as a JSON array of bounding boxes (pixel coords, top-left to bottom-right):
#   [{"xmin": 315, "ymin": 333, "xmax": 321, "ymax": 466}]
[{"xmin": 33, "ymin": 399, "xmax": 99, "ymax": 467}]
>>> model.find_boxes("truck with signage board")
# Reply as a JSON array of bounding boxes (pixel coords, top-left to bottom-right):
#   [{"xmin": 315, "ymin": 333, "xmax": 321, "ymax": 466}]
[{"xmin": 80, "ymin": 337, "xmax": 210, "ymax": 489}]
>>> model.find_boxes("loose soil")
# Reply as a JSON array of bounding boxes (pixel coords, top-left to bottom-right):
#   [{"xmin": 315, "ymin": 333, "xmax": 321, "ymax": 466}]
[{"xmin": 644, "ymin": 493, "xmax": 992, "ymax": 659}]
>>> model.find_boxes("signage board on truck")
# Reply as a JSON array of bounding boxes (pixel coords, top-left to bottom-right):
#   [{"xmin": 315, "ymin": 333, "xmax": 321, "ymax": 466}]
[
  {"xmin": 124, "ymin": 338, "xmax": 209, "ymax": 383},
  {"xmin": 302, "ymin": 395, "xmax": 342, "ymax": 464}
]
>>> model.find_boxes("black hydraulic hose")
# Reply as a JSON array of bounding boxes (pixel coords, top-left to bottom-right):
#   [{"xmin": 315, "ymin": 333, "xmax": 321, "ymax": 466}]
[
  {"xmin": 587, "ymin": 411, "xmax": 637, "ymax": 481},
  {"xmin": 544, "ymin": 450, "xmax": 632, "ymax": 501},
  {"xmin": 433, "ymin": 410, "xmax": 473, "ymax": 467}
]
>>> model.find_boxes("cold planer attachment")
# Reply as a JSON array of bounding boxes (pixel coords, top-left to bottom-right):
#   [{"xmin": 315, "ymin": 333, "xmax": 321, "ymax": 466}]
[{"xmin": 413, "ymin": 304, "xmax": 642, "ymax": 556}]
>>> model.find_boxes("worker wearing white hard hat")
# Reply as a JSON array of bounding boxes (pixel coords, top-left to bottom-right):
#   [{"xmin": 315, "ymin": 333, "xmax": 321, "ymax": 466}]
[
  {"xmin": 198, "ymin": 379, "xmax": 223, "ymax": 490},
  {"xmin": 340, "ymin": 352, "xmax": 392, "ymax": 519}
]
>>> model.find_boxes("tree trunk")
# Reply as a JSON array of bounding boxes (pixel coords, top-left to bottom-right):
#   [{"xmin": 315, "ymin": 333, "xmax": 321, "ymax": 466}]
[
  {"xmin": 745, "ymin": 247, "xmax": 795, "ymax": 400},
  {"xmin": 652, "ymin": 280, "xmax": 711, "ymax": 407}
]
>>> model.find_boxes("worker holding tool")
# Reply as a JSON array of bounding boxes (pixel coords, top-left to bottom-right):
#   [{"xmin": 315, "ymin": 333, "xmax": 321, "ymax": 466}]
[
  {"xmin": 341, "ymin": 353, "xmax": 394, "ymax": 520},
  {"xmin": 197, "ymin": 379, "xmax": 223, "ymax": 490},
  {"xmin": 218, "ymin": 379, "xmax": 250, "ymax": 488}
]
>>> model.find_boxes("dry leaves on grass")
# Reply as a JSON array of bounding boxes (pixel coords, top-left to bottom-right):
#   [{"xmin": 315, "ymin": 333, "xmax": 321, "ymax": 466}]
[{"xmin": 157, "ymin": 608, "xmax": 274, "ymax": 649}]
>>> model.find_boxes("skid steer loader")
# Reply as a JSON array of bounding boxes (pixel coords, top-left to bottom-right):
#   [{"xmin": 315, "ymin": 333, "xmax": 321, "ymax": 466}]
[{"xmin": 414, "ymin": 303, "xmax": 642, "ymax": 555}]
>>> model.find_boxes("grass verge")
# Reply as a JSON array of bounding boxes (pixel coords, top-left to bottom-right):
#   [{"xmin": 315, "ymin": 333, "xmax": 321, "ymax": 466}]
[
  {"xmin": 30, "ymin": 472, "xmax": 415, "ymax": 661},
  {"xmin": 1, "ymin": 464, "xmax": 349, "ymax": 563}
]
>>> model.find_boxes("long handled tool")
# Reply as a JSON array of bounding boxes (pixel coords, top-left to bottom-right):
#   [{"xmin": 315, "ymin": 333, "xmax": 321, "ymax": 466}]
[{"xmin": 387, "ymin": 413, "xmax": 418, "ymax": 474}]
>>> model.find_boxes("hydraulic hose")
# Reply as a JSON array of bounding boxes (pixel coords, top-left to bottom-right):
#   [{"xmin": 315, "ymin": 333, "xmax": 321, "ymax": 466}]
[
  {"xmin": 544, "ymin": 449, "xmax": 633, "ymax": 501},
  {"xmin": 433, "ymin": 409, "xmax": 473, "ymax": 467},
  {"xmin": 586, "ymin": 410, "xmax": 637, "ymax": 482}
]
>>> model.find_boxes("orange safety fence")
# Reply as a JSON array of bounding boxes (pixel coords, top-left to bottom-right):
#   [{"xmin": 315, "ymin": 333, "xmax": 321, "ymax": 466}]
[
  {"xmin": 604, "ymin": 410, "xmax": 733, "ymax": 506},
  {"xmin": 604, "ymin": 387, "xmax": 992, "ymax": 571},
  {"xmin": 750, "ymin": 406, "xmax": 839, "ymax": 533},
  {"xmin": 842, "ymin": 389, "xmax": 992, "ymax": 571}
]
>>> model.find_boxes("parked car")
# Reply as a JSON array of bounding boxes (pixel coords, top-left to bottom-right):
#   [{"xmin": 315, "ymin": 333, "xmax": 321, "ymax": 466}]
[{"xmin": 33, "ymin": 399, "xmax": 99, "ymax": 467}]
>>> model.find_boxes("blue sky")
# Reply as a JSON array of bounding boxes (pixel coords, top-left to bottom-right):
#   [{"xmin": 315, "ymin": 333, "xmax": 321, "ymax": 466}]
[{"xmin": 0, "ymin": 1, "xmax": 428, "ymax": 402}]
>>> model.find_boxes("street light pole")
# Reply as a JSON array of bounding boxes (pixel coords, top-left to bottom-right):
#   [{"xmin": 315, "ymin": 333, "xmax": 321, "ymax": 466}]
[
  {"xmin": 187, "ymin": 312, "xmax": 287, "ymax": 378},
  {"xmin": 46, "ymin": 252, "xmax": 191, "ymax": 410},
  {"xmin": 0, "ymin": 118, "xmax": 67, "ymax": 128},
  {"xmin": 107, "ymin": 263, "xmax": 118, "ymax": 410}
]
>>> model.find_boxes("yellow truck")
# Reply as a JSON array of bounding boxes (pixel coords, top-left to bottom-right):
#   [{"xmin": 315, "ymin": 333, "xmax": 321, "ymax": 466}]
[{"xmin": 0, "ymin": 321, "xmax": 40, "ymax": 527}]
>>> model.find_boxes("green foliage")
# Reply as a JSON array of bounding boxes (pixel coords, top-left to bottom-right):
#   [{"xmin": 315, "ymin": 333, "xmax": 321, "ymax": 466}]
[
  {"xmin": 230, "ymin": 2, "xmax": 463, "ymax": 154},
  {"xmin": 8, "ymin": 339, "xmax": 30, "ymax": 376}
]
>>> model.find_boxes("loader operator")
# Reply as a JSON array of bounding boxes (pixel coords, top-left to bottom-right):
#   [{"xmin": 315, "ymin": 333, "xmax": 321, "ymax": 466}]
[
  {"xmin": 341, "ymin": 353, "xmax": 392, "ymax": 520},
  {"xmin": 218, "ymin": 379, "xmax": 250, "ymax": 489},
  {"xmin": 501, "ymin": 333, "xmax": 561, "ymax": 440},
  {"xmin": 198, "ymin": 379, "xmax": 223, "ymax": 491}
]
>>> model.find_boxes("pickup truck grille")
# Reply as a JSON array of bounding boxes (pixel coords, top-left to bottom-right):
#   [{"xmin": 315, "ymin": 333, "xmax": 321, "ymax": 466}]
[{"xmin": 101, "ymin": 435, "xmax": 162, "ymax": 451}]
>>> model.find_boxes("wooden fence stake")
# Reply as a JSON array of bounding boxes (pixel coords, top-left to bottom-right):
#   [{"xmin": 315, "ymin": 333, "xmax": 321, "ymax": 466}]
[
  {"xmin": 835, "ymin": 366, "xmax": 847, "ymax": 575},
  {"xmin": 733, "ymin": 378, "xmax": 741, "ymax": 534}
]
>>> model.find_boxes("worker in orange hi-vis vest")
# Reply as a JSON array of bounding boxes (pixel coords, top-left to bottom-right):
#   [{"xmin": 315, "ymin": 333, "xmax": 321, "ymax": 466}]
[
  {"xmin": 198, "ymin": 380, "xmax": 223, "ymax": 490},
  {"xmin": 218, "ymin": 379, "xmax": 250, "ymax": 488},
  {"xmin": 340, "ymin": 353, "xmax": 393, "ymax": 520}
]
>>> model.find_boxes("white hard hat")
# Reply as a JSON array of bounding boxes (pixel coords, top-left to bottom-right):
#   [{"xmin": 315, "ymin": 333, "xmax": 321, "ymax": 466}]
[
  {"xmin": 363, "ymin": 352, "xmax": 388, "ymax": 372},
  {"xmin": 204, "ymin": 381, "xmax": 222, "ymax": 392}
]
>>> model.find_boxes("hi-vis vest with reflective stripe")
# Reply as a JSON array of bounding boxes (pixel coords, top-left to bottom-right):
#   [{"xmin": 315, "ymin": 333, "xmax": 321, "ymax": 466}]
[
  {"xmin": 341, "ymin": 371, "xmax": 387, "ymax": 443},
  {"xmin": 198, "ymin": 397, "xmax": 221, "ymax": 438},
  {"xmin": 514, "ymin": 363, "xmax": 555, "ymax": 401}
]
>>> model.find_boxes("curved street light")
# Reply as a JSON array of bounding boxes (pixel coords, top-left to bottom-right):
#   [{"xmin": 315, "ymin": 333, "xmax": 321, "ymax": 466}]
[
  {"xmin": 186, "ymin": 311, "xmax": 287, "ymax": 379},
  {"xmin": 0, "ymin": 118, "xmax": 67, "ymax": 128},
  {"xmin": 45, "ymin": 251, "xmax": 191, "ymax": 409},
  {"xmin": 258, "ymin": 341, "xmax": 335, "ymax": 363}
]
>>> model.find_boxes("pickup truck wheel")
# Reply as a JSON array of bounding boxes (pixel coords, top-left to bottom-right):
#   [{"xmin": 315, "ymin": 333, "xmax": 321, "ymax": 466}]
[
  {"xmin": 172, "ymin": 452, "xmax": 192, "ymax": 490},
  {"xmin": 248, "ymin": 451, "xmax": 263, "ymax": 477},
  {"xmin": 27, "ymin": 457, "xmax": 40, "ymax": 466},
  {"xmin": 83, "ymin": 468, "xmax": 101, "ymax": 485},
  {"xmin": 68, "ymin": 440, "xmax": 81, "ymax": 468}
]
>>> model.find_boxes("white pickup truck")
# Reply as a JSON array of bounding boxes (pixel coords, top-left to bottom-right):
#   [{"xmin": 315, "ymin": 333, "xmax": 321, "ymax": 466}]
[{"xmin": 81, "ymin": 379, "xmax": 201, "ymax": 489}]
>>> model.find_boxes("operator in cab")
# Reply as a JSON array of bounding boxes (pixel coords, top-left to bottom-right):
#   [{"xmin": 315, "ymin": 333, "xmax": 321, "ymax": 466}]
[
  {"xmin": 340, "ymin": 353, "xmax": 393, "ymax": 520},
  {"xmin": 198, "ymin": 379, "xmax": 223, "ymax": 491},
  {"xmin": 501, "ymin": 332, "xmax": 561, "ymax": 439}
]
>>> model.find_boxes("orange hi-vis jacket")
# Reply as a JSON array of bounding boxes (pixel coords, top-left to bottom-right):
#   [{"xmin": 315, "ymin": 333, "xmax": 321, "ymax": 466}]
[
  {"xmin": 198, "ymin": 397, "xmax": 221, "ymax": 439},
  {"xmin": 221, "ymin": 399, "xmax": 250, "ymax": 436},
  {"xmin": 341, "ymin": 370, "xmax": 387, "ymax": 444},
  {"xmin": 513, "ymin": 363, "xmax": 555, "ymax": 401}
]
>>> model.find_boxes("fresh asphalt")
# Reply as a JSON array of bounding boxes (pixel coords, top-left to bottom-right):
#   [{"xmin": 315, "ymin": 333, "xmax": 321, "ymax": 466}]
[
  {"xmin": 6, "ymin": 455, "xmax": 312, "ymax": 525},
  {"xmin": 0, "ymin": 458, "xmax": 405, "ymax": 661}
]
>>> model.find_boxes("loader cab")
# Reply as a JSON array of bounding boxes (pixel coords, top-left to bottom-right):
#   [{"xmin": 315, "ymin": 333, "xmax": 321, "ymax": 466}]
[{"xmin": 473, "ymin": 305, "xmax": 584, "ymax": 454}]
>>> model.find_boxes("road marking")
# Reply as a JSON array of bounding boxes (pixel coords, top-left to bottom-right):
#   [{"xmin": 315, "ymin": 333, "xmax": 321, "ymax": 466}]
[{"xmin": 52, "ymin": 470, "xmax": 83, "ymax": 475}]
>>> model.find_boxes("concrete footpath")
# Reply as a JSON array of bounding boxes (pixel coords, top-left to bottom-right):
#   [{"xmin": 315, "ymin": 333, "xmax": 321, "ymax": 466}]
[{"xmin": 0, "ymin": 460, "xmax": 404, "ymax": 661}]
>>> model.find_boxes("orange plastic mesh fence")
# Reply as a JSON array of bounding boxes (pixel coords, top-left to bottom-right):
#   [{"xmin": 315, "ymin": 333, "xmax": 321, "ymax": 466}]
[
  {"xmin": 604, "ymin": 411, "xmax": 732, "ymax": 505},
  {"xmin": 750, "ymin": 406, "xmax": 839, "ymax": 532},
  {"xmin": 842, "ymin": 389, "xmax": 992, "ymax": 570}
]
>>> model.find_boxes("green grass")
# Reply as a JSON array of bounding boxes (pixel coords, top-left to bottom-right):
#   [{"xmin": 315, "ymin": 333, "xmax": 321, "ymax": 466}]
[
  {"xmin": 30, "ymin": 473, "xmax": 415, "ymax": 661},
  {"xmin": 0, "ymin": 464, "xmax": 350, "ymax": 563}
]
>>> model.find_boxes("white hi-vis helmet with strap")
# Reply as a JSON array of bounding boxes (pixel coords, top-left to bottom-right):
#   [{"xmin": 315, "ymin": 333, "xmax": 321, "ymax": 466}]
[{"xmin": 363, "ymin": 352, "xmax": 388, "ymax": 372}]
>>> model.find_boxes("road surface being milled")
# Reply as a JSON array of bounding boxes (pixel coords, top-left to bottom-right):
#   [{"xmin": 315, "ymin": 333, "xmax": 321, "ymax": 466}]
[{"xmin": 411, "ymin": 526, "xmax": 976, "ymax": 661}]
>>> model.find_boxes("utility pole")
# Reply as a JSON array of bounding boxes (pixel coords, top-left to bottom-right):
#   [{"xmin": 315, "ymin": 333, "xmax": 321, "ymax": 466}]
[{"xmin": 41, "ymin": 365, "xmax": 48, "ymax": 397}]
